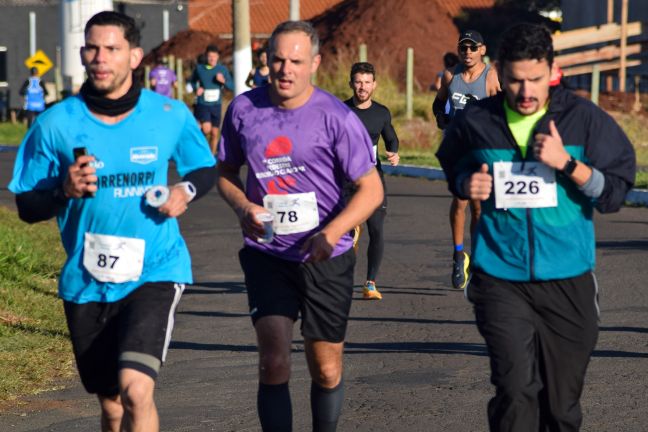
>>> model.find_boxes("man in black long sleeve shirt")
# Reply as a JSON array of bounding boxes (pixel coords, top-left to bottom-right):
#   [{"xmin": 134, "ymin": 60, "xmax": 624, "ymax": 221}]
[{"xmin": 344, "ymin": 62, "xmax": 399, "ymax": 300}]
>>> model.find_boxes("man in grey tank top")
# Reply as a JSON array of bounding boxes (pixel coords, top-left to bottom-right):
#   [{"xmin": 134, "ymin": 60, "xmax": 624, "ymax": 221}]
[{"xmin": 432, "ymin": 30, "xmax": 500, "ymax": 290}]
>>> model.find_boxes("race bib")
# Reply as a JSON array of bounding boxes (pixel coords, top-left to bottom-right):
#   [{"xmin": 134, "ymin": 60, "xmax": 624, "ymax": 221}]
[
  {"xmin": 493, "ymin": 161, "xmax": 557, "ymax": 209},
  {"xmin": 83, "ymin": 233, "xmax": 145, "ymax": 283},
  {"xmin": 203, "ymin": 88, "xmax": 220, "ymax": 102},
  {"xmin": 263, "ymin": 192, "xmax": 320, "ymax": 235}
]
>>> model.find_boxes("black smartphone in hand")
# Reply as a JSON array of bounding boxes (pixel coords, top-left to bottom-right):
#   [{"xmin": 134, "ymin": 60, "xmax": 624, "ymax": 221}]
[{"xmin": 72, "ymin": 147, "xmax": 95, "ymax": 197}]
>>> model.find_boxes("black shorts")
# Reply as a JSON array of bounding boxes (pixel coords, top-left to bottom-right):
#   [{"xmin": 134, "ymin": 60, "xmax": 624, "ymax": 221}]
[
  {"xmin": 239, "ymin": 247, "xmax": 356, "ymax": 343},
  {"xmin": 194, "ymin": 103, "xmax": 222, "ymax": 126},
  {"xmin": 63, "ymin": 282, "xmax": 184, "ymax": 396}
]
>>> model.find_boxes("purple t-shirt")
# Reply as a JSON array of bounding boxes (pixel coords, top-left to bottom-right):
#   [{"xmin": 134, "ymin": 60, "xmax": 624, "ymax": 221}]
[
  {"xmin": 218, "ymin": 87, "xmax": 376, "ymax": 262},
  {"xmin": 149, "ymin": 66, "xmax": 177, "ymax": 98}
]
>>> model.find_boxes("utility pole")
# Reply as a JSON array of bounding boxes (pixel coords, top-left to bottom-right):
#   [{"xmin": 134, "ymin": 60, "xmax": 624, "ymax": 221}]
[
  {"xmin": 290, "ymin": 0, "xmax": 300, "ymax": 20},
  {"xmin": 606, "ymin": 0, "xmax": 614, "ymax": 91},
  {"xmin": 619, "ymin": 0, "xmax": 628, "ymax": 92},
  {"xmin": 29, "ymin": 12, "xmax": 36, "ymax": 56},
  {"xmin": 233, "ymin": 0, "xmax": 252, "ymax": 96}
]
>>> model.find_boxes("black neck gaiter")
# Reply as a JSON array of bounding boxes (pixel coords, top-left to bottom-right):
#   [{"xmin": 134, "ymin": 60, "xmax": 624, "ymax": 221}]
[{"xmin": 80, "ymin": 80, "xmax": 141, "ymax": 116}]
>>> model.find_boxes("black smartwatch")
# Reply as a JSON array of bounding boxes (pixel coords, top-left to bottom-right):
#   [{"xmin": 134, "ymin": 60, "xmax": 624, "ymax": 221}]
[{"xmin": 562, "ymin": 156, "xmax": 578, "ymax": 176}]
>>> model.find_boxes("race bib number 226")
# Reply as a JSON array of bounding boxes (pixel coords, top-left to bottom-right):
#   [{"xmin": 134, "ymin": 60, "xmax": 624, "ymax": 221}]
[{"xmin": 493, "ymin": 161, "xmax": 558, "ymax": 209}]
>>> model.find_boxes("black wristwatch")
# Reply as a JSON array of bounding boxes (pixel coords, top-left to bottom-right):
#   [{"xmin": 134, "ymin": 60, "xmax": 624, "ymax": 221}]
[{"xmin": 562, "ymin": 156, "xmax": 578, "ymax": 176}]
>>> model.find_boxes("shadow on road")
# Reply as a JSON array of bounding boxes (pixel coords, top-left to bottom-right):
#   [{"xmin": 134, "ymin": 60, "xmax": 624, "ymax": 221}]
[
  {"xmin": 592, "ymin": 350, "xmax": 648, "ymax": 358},
  {"xmin": 349, "ymin": 316, "xmax": 475, "ymax": 326},
  {"xmin": 344, "ymin": 341, "xmax": 488, "ymax": 356},
  {"xmin": 596, "ymin": 240, "xmax": 648, "ymax": 250},
  {"xmin": 600, "ymin": 325, "xmax": 648, "ymax": 334},
  {"xmin": 178, "ymin": 310, "xmax": 249, "ymax": 318},
  {"xmin": 186, "ymin": 281, "xmax": 246, "ymax": 295}
]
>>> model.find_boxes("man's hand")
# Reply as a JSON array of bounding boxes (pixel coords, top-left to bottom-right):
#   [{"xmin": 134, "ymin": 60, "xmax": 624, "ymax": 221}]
[
  {"xmin": 196, "ymin": 87, "xmax": 204, "ymax": 97},
  {"xmin": 158, "ymin": 185, "xmax": 192, "ymax": 218},
  {"xmin": 215, "ymin": 73, "xmax": 225, "ymax": 85},
  {"xmin": 237, "ymin": 202, "xmax": 269, "ymax": 240},
  {"xmin": 386, "ymin": 151, "xmax": 400, "ymax": 166},
  {"xmin": 533, "ymin": 120, "xmax": 570, "ymax": 170},
  {"xmin": 63, "ymin": 155, "xmax": 97, "ymax": 198},
  {"xmin": 463, "ymin": 164, "xmax": 492, "ymax": 200},
  {"xmin": 301, "ymin": 230, "xmax": 337, "ymax": 263}
]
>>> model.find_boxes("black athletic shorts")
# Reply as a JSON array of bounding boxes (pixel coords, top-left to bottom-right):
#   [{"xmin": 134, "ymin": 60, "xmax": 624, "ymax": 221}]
[
  {"xmin": 63, "ymin": 282, "xmax": 184, "ymax": 396},
  {"xmin": 194, "ymin": 103, "xmax": 222, "ymax": 126},
  {"xmin": 239, "ymin": 246, "xmax": 356, "ymax": 343}
]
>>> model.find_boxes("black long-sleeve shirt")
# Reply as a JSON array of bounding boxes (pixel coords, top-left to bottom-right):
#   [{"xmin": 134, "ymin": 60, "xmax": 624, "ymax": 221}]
[{"xmin": 345, "ymin": 98, "xmax": 399, "ymax": 171}]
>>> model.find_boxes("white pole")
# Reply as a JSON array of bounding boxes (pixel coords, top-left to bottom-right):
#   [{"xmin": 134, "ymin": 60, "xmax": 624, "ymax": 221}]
[
  {"xmin": 233, "ymin": 0, "xmax": 252, "ymax": 96},
  {"xmin": 29, "ymin": 12, "xmax": 36, "ymax": 56},
  {"xmin": 290, "ymin": 0, "xmax": 299, "ymax": 20},
  {"xmin": 163, "ymin": 9, "xmax": 169, "ymax": 41}
]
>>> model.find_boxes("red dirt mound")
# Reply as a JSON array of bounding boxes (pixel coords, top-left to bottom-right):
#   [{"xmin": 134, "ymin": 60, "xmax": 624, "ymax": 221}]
[
  {"xmin": 312, "ymin": 0, "xmax": 459, "ymax": 90},
  {"xmin": 145, "ymin": 0, "xmax": 462, "ymax": 89},
  {"xmin": 143, "ymin": 30, "xmax": 232, "ymax": 65}
]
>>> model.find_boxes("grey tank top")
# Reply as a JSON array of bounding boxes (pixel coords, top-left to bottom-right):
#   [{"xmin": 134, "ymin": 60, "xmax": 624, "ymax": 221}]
[{"xmin": 448, "ymin": 63, "xmax": 490, "ymax": 118}]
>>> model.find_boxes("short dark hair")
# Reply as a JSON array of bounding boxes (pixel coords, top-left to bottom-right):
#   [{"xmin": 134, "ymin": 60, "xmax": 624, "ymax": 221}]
[
  {"xmin": 84, "ymin": 11, "xmax": 140, "ymax": 47},
  {"xmin": 498, "ymin": 23, "xmax": 554, "ymax": 67},
  {"xmin": 443, "ymin": 52, "xmax": 459, "ymax": 69},
  {"xmin": 268, "ymin": 21, "xmax": 320, "ymax": 57},
  {"xmin": 205, "ymin": 45, "xmax": 220, "ymax": 55},
  {"xmin": 30, "ymin": 67, "xmax": 38, "ymax": 75},
  {"xmin": 350, "ymin": 62, "xmax": 375, "ymax": 81}
]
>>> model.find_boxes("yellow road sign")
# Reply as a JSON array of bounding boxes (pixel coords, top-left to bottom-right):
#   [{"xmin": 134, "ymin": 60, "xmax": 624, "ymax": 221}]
[{"xmin": 24, "ymin": 50, "xmax": 53, "ymax": 76}]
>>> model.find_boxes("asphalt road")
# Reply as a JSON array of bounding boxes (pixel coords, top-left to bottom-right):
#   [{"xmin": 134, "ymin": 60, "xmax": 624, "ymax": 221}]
[{"xmin": 0, "ymin": 149, "xmax": 646, "ymax": 431}]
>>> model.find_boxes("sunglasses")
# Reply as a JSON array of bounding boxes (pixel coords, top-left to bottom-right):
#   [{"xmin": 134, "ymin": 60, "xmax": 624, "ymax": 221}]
[{"xmin": 459, "ymin": 44, "xmax": 481, "ymax": 53}]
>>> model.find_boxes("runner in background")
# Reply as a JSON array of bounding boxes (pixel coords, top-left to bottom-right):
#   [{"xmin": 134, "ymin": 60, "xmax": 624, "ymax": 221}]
[
  {"xmin": 431, "ymin": 52, "xmax": 459, "ymax": 91},
  {"xmin": 190, "ymin": 45, "xmax": 234, "ymax": 154},
  {"xmin": 246, "ymin": 48, "xmax": 271, "ymax": 88},
  {"xmin": 345, "ymin": 62, "xmax": 399, "ymax": 300},
  {"xmin": 149, "ymin": 57, "xmax": 177, "ymax": 98},
  {"xmin": 19, "ymin": 67, "xmax": 48, "ymax": 127},
  {"xmin": 432, "ymin": 30, "xmax": 500, "ymax": 290}
]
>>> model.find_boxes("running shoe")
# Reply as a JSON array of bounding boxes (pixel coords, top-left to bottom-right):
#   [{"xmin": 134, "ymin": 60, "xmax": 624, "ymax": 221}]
[
  {"xmin": 452, "ymin": 252, "xmax": 470, "ymax": 289},
  {"xmin": 363, "ymin": 281, "xmax": 382, "ymax": 300},
  {"xmin": 352, "ymin": 225, "xmax": 362, "ymax": 253}
]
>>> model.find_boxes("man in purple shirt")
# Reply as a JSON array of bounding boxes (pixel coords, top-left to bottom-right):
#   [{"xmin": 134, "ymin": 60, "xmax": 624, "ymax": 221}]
[
  {"xmin": 149, "ymin": 58, "xmax": 177, "ymax": 98},
  {"xmin": 217, "ymin": 20, "xmax": 383, "ymax": 432}
]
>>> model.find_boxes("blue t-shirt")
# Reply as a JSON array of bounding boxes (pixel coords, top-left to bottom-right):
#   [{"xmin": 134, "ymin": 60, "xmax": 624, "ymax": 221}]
[{"xmin": 9, "ymin": 90, "xmax": 215, "ymax": 303}]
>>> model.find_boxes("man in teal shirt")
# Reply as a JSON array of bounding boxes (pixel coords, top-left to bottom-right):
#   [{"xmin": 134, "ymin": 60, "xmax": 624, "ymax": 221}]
[{"xmin": 190, "ymin": 45, "xmax": 234, "ymax": 154}]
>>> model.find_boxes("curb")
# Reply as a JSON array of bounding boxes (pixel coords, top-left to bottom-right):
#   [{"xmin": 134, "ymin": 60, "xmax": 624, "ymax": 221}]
[{"xmin": 382, "ymin": 164, "xmax": 648, "ymax": 207}]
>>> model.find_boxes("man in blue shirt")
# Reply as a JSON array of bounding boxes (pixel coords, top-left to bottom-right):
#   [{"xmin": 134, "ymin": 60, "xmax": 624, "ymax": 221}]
[
  {"xmin": 190, "ymin": 45, "xmax": 234, "ymax": 154},
  {"xmin": 19, "ymin": 67, "xmax": 48, "ymax": 127},
  {"xmin": 9, "ymin": 11, "xmax": 216, "ymax": 431}
]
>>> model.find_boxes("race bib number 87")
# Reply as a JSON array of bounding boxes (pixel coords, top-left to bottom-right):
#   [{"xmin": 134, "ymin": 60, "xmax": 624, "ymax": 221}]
[
  {"xmin": 83, "ymin": 233, "xmax": 145, "ymax": 283},
  {"xmin": 493, "ymin": 161, "xmax": 558, "ymax": 209}
]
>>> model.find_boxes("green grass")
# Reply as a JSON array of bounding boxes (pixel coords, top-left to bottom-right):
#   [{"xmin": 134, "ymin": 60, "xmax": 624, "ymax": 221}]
[
  {"xmin": 0, "ymin": 123, "xmax": 27, "ymax": 146},
  {"xmin": 0, "ymin": 207, "xmax": 73, "ymax": 403}
]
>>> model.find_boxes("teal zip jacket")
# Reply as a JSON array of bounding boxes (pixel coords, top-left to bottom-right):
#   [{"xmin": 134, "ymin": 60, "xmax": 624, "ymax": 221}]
[
  {"xmin": 190, "ymin": 63, "xmax": 233, "ymax": 106},
  {"xmin": 436, "ymin": 86, "xmax": 636, "ymax": 282}
]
